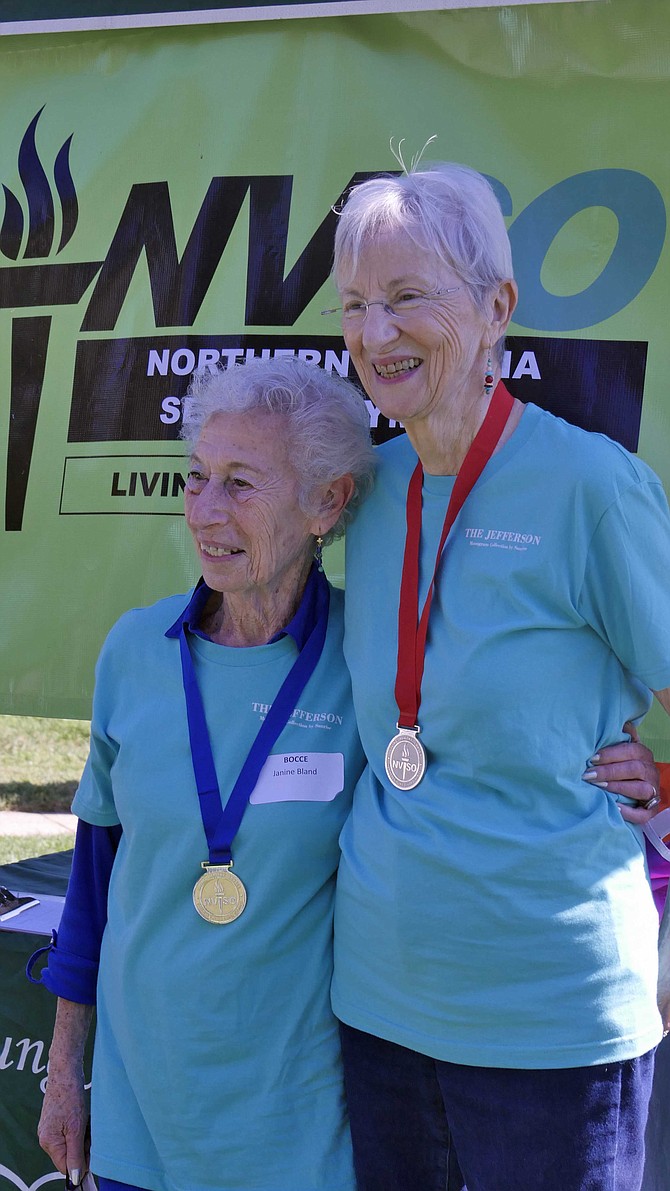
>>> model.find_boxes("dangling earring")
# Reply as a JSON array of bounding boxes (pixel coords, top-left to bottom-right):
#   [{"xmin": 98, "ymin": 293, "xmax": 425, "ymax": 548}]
[
  {"xmin": 315, "ymin": 536, "xmax": 324, "ymax": 571},
  {"xmin": 484, "ymin": 349, "xmax": 494, "ymax": 396}
]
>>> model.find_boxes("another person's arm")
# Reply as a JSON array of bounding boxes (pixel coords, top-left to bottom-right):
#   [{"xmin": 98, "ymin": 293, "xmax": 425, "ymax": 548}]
[
  {"xmin": 586, "ymin": 690, "xmax": 670, "ymax": 1029},
  {"xmin": 658, "ymin": 892, "xmax": 670, "ymax": 1036},
  {"xmin": 651, "ymin": 688, "xmax": 670, "ymax": 1032},
  {"xmin": 651, "ymin": 687, "xmax": 670, "ymax": 720}
]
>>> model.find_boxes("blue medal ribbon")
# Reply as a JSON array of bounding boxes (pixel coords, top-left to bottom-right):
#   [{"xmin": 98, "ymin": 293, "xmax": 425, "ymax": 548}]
[{"xmin": 176, "ymin": 566, "xmax": 330, "ymax": 866}]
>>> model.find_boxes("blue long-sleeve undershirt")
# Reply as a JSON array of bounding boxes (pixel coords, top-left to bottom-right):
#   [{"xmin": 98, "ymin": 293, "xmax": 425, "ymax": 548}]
[{"xmin": 35, "ymin": 820, "xmax": 122, "ymax": 1004}]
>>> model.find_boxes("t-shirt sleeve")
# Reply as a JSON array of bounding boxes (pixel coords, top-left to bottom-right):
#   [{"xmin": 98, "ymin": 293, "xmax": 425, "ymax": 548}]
[
  {"xmin": 71, "ymin": 627, "xmax": 124, "ymax": 826},
  {"xmin": 577, "ymin": 479, "xmax": 670, "ymax": 691}
]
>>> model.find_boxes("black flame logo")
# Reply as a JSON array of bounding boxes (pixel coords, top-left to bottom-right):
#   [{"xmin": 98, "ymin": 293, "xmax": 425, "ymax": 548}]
[
  {"xmin": 1, "ymin": 106, "xmax": 78, "ymax": 260},
  {"xmin": 1, "ymin": 108, "xmax": 102, "ymax": 533}
]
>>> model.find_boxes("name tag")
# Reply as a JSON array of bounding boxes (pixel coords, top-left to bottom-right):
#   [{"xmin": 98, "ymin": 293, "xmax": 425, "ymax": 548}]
[{"xmin": 250, "ymin": 752, "xmax": 344, "ymax": 804}]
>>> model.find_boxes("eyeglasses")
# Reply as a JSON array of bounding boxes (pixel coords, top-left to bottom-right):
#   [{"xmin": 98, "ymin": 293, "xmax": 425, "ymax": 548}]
[{"xmin": 321, "ymin": 288, "xmax": 462, "ymax": 322}]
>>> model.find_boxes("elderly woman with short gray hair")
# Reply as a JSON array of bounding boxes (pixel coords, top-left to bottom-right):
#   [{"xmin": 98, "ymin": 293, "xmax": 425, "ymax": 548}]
[
  {"xmin": 328, "ymin": 161, "xmax": 670, "ymax": 1191},
  {"xmin": 32, "ymin": 357, "xmax": 374, "ymax": 1191}
]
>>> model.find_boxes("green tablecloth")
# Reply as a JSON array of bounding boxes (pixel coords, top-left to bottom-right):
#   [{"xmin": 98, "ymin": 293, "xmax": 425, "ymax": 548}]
[
  {"xmin": 0, "ymin": 850, "xmax": 72, "ymax": 897},
  {"xmin": 0, "ymin": 850, "xmax": 93, "ymax": 1189}
]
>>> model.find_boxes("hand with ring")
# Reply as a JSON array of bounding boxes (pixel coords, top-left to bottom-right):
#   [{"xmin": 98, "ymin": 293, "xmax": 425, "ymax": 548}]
[{"xmin": 582, "ymin": 720, "xmax": 662, "ymax": 823}]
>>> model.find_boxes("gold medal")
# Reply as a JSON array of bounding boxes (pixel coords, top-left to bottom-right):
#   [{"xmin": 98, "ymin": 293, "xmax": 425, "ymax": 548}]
[
  {"xmin": 193, "ymin": 862, "xmax": 247, "ymax": 924},
  {"xmin": 384, "ymin": 726, "xmax": 426, "ymax": 791}
]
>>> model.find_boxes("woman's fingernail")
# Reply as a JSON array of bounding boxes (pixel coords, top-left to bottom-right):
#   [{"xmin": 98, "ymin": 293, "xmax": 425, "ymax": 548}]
[
  {"xmin": 582, "ymin": 772, "xmax": 608, "ymax": 788},
  {"xmin": 589, "ymin": 753, "xmax": 600, "ymax": 764},
  {"xmin": 68, "ymin": 1170, "xmax": 81, "ymax": 1188}
]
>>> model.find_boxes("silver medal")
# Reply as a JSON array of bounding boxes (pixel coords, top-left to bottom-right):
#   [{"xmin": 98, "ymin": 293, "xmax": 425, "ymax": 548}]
[{"xmin": 384, "ymin": 726, "xmax": 426, "ymax": 790}]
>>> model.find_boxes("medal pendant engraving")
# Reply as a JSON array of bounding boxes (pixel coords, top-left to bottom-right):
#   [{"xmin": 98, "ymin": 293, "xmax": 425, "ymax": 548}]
[
  {"xmin": 384, "ymin": 726, "xmax": 426, "ymax": 791},
  {"xmin": 193, "ymin": 863, "xmax": 247, "ymax": 924}
]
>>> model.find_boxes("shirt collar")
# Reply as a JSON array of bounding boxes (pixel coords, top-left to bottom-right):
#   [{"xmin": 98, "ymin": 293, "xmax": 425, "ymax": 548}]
[{"xmin": 165, "ymin": 563, "xmax": 323, "ymax": 650}]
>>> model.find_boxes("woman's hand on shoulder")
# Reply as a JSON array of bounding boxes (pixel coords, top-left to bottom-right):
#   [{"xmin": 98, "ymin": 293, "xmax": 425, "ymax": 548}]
[{"xmin": 582, "ymin": 721, "xmax": 661, "ymax": 824}]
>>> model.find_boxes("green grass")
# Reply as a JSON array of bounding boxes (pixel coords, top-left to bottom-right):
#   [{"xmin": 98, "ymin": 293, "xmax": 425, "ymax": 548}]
[
  {"xmin": 0, "ymin": 715, "xmax": 90, "ymax": 812},
  {"xmin": 0, "ymin": 715, "xmax": 87, "ymax": 864},
  {"xmin": 0, "ymin": 834, "xmax": 75, "ymax": 867}
]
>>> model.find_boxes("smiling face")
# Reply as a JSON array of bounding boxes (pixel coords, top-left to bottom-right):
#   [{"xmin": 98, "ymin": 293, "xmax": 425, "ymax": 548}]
[
  {"xmin": 184, "ymin": 409, "xmax": 320, "ymax": 605},
  {"xmin": 338, "ymin": 231, "xmax": 494, "ymax": 429}
]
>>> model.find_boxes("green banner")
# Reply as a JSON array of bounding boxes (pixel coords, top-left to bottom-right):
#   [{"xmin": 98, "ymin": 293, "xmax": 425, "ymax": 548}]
[
  {"xmin": 1, "ymin": 0, "xmax": 670, "ymax": 756},
  {"xmin": 0, "ymin": 0, "xmax": 592, "ymax": 35}
]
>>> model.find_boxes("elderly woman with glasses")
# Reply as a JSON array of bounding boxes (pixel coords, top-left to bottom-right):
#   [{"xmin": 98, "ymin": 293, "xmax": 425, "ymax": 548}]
[
  {"xmin": 32, "ymin": 358, "xmax": 375, "ymax": 1191},
  {"xmin": 325, "ymin": 162, "xmax": 670, "ymax": 1191}
]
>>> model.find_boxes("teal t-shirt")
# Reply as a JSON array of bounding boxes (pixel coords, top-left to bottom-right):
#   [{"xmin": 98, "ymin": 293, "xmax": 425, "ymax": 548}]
[
  {"xmin": 333, "ymin": 403, "xmax": 670, "ymax": 1069},
  {"xmin": 73, "ymin": 585, "xmax": 364, "ymax": 1191}
]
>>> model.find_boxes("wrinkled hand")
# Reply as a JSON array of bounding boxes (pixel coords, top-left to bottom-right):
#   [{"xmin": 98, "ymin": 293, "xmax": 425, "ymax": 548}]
[
  {"xmin": 582, "ymin": 721, "xmax": 661, "ymax": 824},
  {"xmin": 38, "ymin": 1065, "xmax": 89, "ymax": 1181}
]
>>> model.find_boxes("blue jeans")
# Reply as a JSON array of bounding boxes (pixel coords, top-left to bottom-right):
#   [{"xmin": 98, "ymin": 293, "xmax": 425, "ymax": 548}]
[
  {"xmin": 339, "ymin": 1022, "xmax": 655, "ymax": 1191},
  {"xmin": 97, "ymin": 1181, "xmax": 143, "ymax": 1191}
]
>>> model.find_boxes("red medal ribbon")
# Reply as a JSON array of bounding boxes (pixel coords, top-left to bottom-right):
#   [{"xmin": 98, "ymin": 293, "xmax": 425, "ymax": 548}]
[{"xmin": 394, "ymin": 381, "xmax": 515, "ymax": 731}]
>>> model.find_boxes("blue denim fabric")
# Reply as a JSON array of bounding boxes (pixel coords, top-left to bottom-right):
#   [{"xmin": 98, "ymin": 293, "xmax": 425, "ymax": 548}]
[
  {"xmin": 339, "ymin": 1022, "xmax": 655, "ymax": 1191},
  {"xmin": 97, "ymin": 1181, "xmax": 142, "ymax": 1191},
  {"xmin": 339, "ymin": 1022, "xmax": 466, "ymax": 1191}
]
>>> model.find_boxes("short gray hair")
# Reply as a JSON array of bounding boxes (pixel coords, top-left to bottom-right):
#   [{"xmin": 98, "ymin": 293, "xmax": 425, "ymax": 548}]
[
  {"xmin": 334, "ymin": 162, "xmax": 513, "ymax": 362},
  {"xmin": 181, "ymin": 357, "xmax": 375, "ymax": 545}
]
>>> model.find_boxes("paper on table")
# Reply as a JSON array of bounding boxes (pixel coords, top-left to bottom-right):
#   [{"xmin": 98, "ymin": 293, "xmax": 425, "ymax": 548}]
[
  {"xmin": 0, "ymin": 891, "xmax": 65, "ymax": 935},
  {"xmin": 0, "ymin": 893, "xmax": 39, "ymax": 921}
]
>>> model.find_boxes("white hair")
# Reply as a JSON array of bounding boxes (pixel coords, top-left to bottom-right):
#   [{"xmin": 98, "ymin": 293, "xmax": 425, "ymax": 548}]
[
  {"xmin": 181, "ymin": 357, "xmax": 375, "ymax": 545},
  {"xmin": 333, "ymin": 162, "xmax": 513, "ymax": 363}
]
